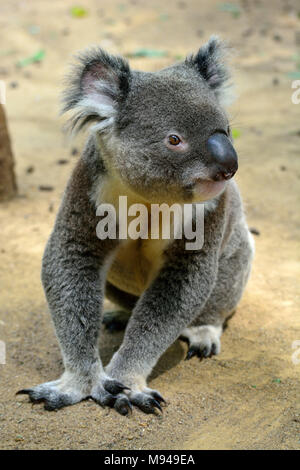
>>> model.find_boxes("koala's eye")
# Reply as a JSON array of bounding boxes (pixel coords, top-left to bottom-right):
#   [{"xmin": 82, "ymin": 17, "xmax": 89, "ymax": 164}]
[{"xmin": 168, "ymin": 135, "xmax": 181, "ymax": 146}]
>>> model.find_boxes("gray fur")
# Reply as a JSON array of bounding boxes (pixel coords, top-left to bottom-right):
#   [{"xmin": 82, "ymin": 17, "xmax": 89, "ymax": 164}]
[{"xmin": 19, "ymin": 37, "xmax": 254, "ymax": 415}]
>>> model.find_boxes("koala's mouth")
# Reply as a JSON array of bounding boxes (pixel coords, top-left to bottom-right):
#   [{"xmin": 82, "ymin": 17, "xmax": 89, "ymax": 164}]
[{"xmin": 193, "ymin": 178, "xmax": 227, "ymax": 200}]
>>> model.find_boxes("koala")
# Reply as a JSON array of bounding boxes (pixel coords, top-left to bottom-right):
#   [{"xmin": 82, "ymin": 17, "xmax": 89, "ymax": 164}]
[{"xmin": 18, "ymin": 36, "xmax": 254, "ymax": 415}]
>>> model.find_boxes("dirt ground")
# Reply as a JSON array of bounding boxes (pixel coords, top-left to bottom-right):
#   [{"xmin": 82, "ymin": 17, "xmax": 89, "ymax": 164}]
[{"xmin": 0, "ymin": 0, "xmax": 299, "ymax": 450}]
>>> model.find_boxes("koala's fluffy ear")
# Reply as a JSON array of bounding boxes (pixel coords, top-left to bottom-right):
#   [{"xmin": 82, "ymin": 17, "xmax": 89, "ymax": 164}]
[
  {"xmin": 62, "ymin": 48, "xmax": 131, "ymax": 134},
  {"xmin": 186, "ymin": 36, "xmax": 233, "ymax": 105}
]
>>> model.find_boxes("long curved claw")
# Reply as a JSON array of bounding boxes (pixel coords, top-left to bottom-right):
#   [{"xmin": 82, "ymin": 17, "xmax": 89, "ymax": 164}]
[
  {"xmin": 198, "ymin": 346, "xmax": 209, "ymax": 358},
  {"xmin": 130, "ymin": 393, "xmax": 163, "ymax": 414},
  {"xmin": 185, "ymin": 345, "xmax": 199, "ymax": 360},
  {"xmin": 210, "ymin": 343, "xmax": 217, "ymax": 356},
  {"xmin": 16, "ymin": 389, "xmax": 31, "ymax": 396},
  {"xmin": 151, "ymin": 390, "xmax": 166, "ymax": 405},
  {"xmin": 151, "ymin": 399, "xmax": 163, "ymax": 413},
  {"xmin": 114, "ymin": 395, "xmax": 133, "ymax": 416},
  {"xmin": 185, "ymin": 342, "xmax": 219, "ymax": 361},
  {"xmin": 104, "ymin": 379, "xmax": 130, "ymax": 395},
  {"xmin": 16, "ymin": 389, "xmax": 43, "ymax": 404},
  {"xmin": 17, "ymin": 387, "xmax": 75, "ymax": 410}
]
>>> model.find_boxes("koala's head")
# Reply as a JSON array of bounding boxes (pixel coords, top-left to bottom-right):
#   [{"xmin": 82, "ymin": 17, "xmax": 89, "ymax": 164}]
[{"xmin": 63, "ymin": 36, "xmax": 237, "ymax": 204}]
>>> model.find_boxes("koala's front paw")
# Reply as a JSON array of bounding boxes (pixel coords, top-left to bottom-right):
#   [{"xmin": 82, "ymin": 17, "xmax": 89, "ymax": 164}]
[
  {"xmin": 114, "ymin": 387, "xmax": 166, "ymax": 416},
  {"xmin": 17, "ymin": 371, "xmax": 129, "ymax": 411},
  {"xmin": 90, "ymin": 378, "xmax": 130, "ymax": 409},
  {"xmin": 181, "ymin": 325, "xmax": 222, "ymax": 360},
  {"xmin": 17, "ymin": 377, "xmax": 86, "ymax": 411}
]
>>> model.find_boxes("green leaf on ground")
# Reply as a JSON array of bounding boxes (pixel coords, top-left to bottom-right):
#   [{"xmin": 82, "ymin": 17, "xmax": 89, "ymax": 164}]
[
  {"xmin": 16, "ymin": 49, "xmax": 45, "ymax": 67},
  {"xmin": 70, "ymin": 6, "xmax": 88, "ymax": 18},
  {"xmin": 232, "ymin": 128, "xmax": 241, "ymax": 139},
  {"xmin": 159, "ymin": 14, "xmax": 169, "ymax": 21},
  {"xmin": 288, "ymin": 71, "xmax": 300, "ymax": 79},
  {"xmin": 219, "ymin": 3, "xmax": 241, "ymax": 18},
  {"xmin": 272, "ymin": 378, "xmax": 281, "ymax": 383},
  {"xmin": 291, "ymin": 54, "xmax": 300, "ymax": 70}
]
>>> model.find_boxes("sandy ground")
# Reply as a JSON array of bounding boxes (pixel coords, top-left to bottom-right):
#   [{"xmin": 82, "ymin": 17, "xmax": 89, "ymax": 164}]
[{"xmin": 0, "ymin": 0, "xmax": 299, "ymax": 450}]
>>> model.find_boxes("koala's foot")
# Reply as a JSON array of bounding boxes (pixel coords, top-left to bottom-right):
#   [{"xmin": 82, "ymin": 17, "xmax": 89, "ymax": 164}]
[
  {"xmin": 180, "ymin": 325, "xmax": 222, "ymax": 360},
  {"xmin": 103, "ymin": 367, "xmax": 166, "ymax": 415},
  {"xmin": 17, "ymin": 370, "xmax": 129, "ymax": 411},
  {"xmin": 114, "ymin": 387, "xmax": 166, "ymax": 416},
  {"xmin": 103, "ymin": 310, "xmax": 130, "ymax": 333}
]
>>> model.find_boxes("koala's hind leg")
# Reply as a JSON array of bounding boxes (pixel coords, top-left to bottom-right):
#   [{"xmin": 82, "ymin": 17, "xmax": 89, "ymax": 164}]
[
  {"xmin": 181, "ymin": 291, "xmax": 237, "ymax": 360},
  {"xmin": 103, "ymin": 281, "xmax": 138, "ymax": 332},
  {"xmin": 182, "ymin": 231, "xmax": 254, "ymax": 360}
]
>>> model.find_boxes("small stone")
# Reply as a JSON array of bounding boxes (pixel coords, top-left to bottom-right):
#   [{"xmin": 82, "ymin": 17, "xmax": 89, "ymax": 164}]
[
  {"xmin": 38, "ymin": 185, "xmax": 54, "ymax": 192},
  {"xmin": 26, "ymin": 166, "xmax": 35, "ymax": 174},
  {"xmin": 249, "ymin": 227, "xmax": 260, "ymax": 236}
]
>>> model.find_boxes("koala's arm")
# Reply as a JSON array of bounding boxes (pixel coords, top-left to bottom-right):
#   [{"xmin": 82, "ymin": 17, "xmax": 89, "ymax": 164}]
[
  {"xmin": 18, "ymin": 147, "xmax": 130, "ymax": 411},
  {"xmin": 42, "ymin": 152, "xmax": 108, "ymax": 367},
  {"xmin": 105, "ymin": 198, "xmax": 226, "ymax": 410}
]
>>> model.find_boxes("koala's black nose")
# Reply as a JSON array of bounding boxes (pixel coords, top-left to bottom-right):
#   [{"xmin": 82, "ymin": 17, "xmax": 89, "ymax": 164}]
[{"xmin": 206, "ymin": 133, "xmax": 238, "ymax": 181}]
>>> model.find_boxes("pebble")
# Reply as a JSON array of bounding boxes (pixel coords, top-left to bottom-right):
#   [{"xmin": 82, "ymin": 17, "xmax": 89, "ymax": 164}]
[
  {"xmin": 38, "ymin": 185, "xmax": 54, "ymax": 192},
  {"xmin": 250, "ymin": 227, "xmax": 260, "ymax": 236},
  {"xmin": 26, "ymin": 166, "xmax": 35, "ymax": 174}
]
